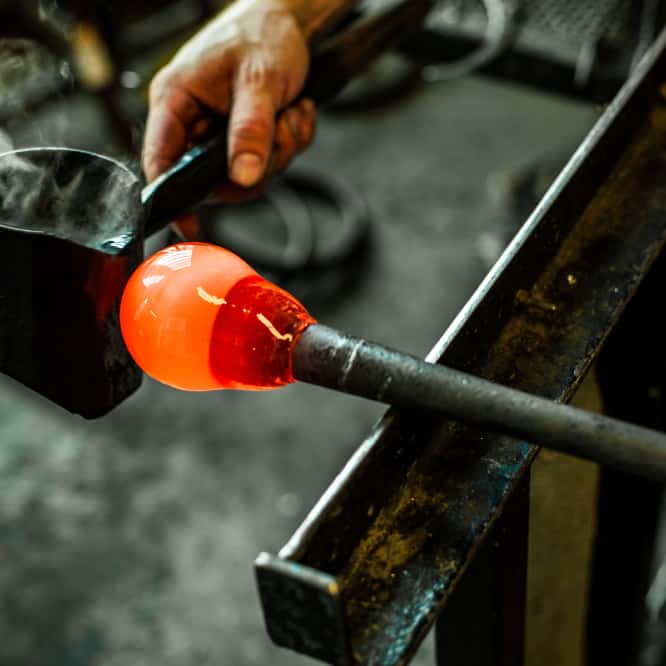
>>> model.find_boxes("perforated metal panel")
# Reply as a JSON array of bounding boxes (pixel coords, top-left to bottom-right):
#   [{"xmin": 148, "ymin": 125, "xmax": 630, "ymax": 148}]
[
  {"xmin": 394, "ymin": 0, "xmax": 657, "ymax": 99},
  {"xmin": 423, "ymin": 0, "xmax": 637, "ymax": 46},
  {"xmin": 524, "ymin": 0, "xmax": 634, "ymax": 44}
]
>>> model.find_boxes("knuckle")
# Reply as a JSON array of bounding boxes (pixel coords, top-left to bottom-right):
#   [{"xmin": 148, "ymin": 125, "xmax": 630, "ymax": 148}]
[
  {"xmin": 272, "ymin": 69, "xmax": 291, "ymax": 102},
  {"xmin": 237, "ymin": 55, "xmax": 290, "ymax": 102},
  {"xmin": 279, "ymin": 136, "xmax": 296, "ymax": 158},
  {"xmin": 236, "ymin": 55, "xmax": 268, "ymax": 88},
  {"xmin": 303, "ymin": 122, "xmax": 316, "ymax": 144},
  {"xmin": 230, "ymin": 116, "xmax": 272, "ymax": 144},
  {"xmin": 149, "ymin": 67, "xmax": 175, "ymax": 100}
]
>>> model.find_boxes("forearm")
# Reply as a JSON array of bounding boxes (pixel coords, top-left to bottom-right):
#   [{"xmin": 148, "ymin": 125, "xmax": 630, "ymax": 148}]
[
  {"xmin": 282, "ymin": 0, "xmax": 362, "ymax": 40},
  {"xmin": 221, "ymin": 0, "xmax": 361, "ymax": 42}
]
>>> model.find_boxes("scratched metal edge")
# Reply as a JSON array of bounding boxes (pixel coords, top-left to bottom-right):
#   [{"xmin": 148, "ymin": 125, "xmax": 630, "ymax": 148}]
[
  {"xmin": 255, "ymin": 553, "xmax": 350, "ymax": 664},
  {"xmin": 255, "ymin": 27, "xmax": 666, "ymax": 666}
]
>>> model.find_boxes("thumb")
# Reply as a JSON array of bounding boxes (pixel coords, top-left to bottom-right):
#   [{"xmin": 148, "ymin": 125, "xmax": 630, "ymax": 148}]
[{"xmin": 227, "ymin": 82, "xmax": 277, "ymax": 188}]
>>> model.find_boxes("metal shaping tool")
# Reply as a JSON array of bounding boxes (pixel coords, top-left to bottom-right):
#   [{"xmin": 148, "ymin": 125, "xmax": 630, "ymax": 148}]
[
  {"xmin": 0, "ymin": 0, "xmax": 433, "ymax": 417},
  {"xmin": 292, "ymin": 324, "xmax": 666, "ymax": 481}
]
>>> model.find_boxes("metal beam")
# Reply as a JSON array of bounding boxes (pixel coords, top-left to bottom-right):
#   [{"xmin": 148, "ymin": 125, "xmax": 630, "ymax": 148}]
[{"xmin": 256, "ymin": 25, "xmax": 666, "ymax": 666}]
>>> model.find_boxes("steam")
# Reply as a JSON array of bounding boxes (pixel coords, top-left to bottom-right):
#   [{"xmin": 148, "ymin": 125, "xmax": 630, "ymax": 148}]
[
  {"xmin": 0, "ymin": 39, "xmax": 71, "ymax": 122},
  {"xmin": 0, "ymin": 150, "xmax": 141, "ymax": 252},
  {"xmin": 0, "ymin": 36, "xmax": 141, "ymax": 252},
  {"xmin": 37, "ymin": 0, "xmax": 71, "ymax": 30},
  {"xmin": 0, "ymin": 129, "xmax": 12, "ymax": 154}
]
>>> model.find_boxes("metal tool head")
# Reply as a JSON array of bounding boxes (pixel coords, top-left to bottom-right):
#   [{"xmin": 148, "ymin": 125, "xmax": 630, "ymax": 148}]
[
  {"xmin": 0, "ymin": 147, "xmax": 144, "ymax": 417},
  {"xmin": 0, "ymin": 147, "xmax": 142, "ymax": 253}
]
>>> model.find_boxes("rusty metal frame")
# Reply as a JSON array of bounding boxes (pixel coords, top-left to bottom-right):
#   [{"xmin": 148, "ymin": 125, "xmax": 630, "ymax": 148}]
[{"xmin": 255, "ymin": 25, "xmax": 666, "ymax": 666}]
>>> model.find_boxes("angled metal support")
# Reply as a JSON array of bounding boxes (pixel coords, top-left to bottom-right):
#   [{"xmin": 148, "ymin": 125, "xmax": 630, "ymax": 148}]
[{"xmin": 256, "ymin": 25, "xmax": 666, "ymax": 666}]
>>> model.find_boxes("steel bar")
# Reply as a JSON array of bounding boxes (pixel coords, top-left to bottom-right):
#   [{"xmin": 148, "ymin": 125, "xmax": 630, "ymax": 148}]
[
  {"xmin": 292, "ymin": 324, "xmax": 666, "ymax": 481},
  {"xmin": 256, "ymin": 25, "xmax": 666, "ymax": 666}
]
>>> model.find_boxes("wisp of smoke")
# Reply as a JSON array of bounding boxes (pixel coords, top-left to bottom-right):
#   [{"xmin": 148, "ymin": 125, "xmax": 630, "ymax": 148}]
[
  {"xmin": 0, "ymin": 129, "xmax": 12, "ymax": 154},
  {"xmin": 0, "ymin": 38, "xmax": 70, "ymax": 122},
  {"xmin": 0, "ymin": 149, "xmax": 142, "ymax": 252},
  {"xmin": 0, "ymin": 32, "xmax": 140, "ymax": 252}
]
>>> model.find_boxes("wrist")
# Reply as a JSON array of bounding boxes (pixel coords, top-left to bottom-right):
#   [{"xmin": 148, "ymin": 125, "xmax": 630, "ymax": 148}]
[{"xmin": 261, "ymin": 0, "xmax": 359, "ymax": 42}]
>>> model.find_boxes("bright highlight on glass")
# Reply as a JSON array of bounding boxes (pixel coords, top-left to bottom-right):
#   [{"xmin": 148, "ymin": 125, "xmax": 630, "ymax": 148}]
[{"xmin": 120, "ymin": 242, "xmax": 316, "ymax": 390}]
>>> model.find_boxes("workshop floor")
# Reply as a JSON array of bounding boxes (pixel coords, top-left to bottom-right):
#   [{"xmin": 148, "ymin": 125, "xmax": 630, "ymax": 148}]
[{"xmin": 0, "ymin": 73, "xmax": 597, "ymax": 666}]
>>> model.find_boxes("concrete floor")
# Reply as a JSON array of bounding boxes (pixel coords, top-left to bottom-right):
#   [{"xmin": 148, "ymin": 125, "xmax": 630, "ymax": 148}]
[{"xmin": 0, "ymin": 70, "xmax": 598, "ymax": 666}]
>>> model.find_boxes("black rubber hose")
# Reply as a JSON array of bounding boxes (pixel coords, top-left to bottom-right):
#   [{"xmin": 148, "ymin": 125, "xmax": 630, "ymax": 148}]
[{"xmin": 199, "ymin": 169, "xmax": 370, "ymax": 275}]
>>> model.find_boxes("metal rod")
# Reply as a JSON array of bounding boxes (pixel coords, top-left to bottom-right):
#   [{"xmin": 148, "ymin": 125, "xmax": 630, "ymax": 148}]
[{"xmin": 292, "ymin": 324, "xmax": 666, "ymax": 481}]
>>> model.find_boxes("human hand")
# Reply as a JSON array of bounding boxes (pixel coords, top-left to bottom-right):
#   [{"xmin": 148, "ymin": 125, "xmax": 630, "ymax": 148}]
[{"xmin": 142, "ymin": 0, "xmax": 316, "ymax": 201}]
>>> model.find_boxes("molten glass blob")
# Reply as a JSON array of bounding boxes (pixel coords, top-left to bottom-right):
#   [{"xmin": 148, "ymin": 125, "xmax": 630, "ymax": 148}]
[{"xmin": 120, "ymin": 243, "xmax": 316, "ymax": 390}]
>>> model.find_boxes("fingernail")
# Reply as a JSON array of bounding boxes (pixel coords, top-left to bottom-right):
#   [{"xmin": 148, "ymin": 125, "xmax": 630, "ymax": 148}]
[{"xmin": 230, "ymin": 153, "xmax": 263, "ymax": 187}]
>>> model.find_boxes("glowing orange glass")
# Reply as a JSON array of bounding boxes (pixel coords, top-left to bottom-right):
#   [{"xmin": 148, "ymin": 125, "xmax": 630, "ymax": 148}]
[{"xmin": 120, "ymin": 243, "xmax": 316, "ymax": 390}]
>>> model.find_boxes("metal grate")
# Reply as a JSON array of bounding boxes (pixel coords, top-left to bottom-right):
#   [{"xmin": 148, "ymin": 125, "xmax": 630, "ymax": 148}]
[
  {"xmin": 523, "ymin": 0, "xmax": 634, "ymax": 45},
  {"xmin": 423, "ymin": 0, "xmax": 637, "ymax": 45}
]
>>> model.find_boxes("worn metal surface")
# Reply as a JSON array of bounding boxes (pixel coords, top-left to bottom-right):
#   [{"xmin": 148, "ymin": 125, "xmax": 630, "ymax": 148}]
[
  {"xmin": 435, "ymin": 473, "xmax": 530, "ymax": 666},
  {"xmin": 256, "ymin": 26, "xmax": 666, "ymax": 666},
  {"xmin": 293, "ymin": 324, "xmax": 666, "ymax": 481},
  {"xmin": 0, "ymin": 148, "xmax": 143, "ymax": 417}
]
